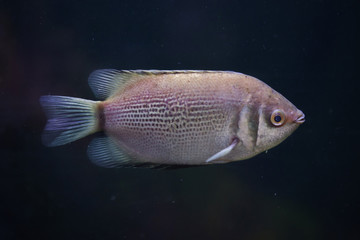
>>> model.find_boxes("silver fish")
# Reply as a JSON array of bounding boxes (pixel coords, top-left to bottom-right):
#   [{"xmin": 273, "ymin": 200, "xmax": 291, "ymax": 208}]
[{"xmin": 40, "ymin": 70, "xmax": 305, "ymax": 168}]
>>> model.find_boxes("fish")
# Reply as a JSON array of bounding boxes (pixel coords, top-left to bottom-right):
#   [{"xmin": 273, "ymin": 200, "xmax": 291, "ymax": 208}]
[{"xmin": 40, "ymin": 70, "xmax": 305, "ymax": 168}]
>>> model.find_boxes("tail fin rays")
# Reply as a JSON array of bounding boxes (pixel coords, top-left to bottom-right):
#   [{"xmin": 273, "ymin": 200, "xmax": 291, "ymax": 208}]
[{"xmin": 40, "ymin": 95, "xmax": 100, "ymax": 147}]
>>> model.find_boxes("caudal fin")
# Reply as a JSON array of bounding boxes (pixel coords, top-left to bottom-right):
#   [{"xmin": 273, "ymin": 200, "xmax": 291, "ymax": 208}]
[{"xmin": 40, "ymin": 95, "xmax": 100, "ymax": 147}]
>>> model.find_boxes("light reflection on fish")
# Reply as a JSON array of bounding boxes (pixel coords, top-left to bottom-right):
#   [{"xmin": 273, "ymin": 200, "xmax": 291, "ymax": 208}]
[{"xmin": 40, "ymin": 70, "xmax": 305, "ymax": 168}]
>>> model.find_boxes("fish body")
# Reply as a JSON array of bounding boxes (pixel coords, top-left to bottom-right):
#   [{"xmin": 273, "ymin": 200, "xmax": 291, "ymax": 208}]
[{"xmin": 40, "ymin": 70, "xmax": 305, "ymax": 168}]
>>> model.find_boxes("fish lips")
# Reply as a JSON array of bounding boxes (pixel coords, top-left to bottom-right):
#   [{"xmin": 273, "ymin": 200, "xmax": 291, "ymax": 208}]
[{"xmin": 295, "ymin": 111, "xmax": 305, "ymax": 124}]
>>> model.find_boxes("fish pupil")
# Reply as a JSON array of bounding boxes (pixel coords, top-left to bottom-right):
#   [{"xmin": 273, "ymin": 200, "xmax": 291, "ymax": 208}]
[{"xmin": 274, "ymin": 115, "xmax": 282, "ymax": 122}]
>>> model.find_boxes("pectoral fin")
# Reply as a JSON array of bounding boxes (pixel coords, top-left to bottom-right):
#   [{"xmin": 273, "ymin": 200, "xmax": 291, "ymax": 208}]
[{"xmin": 205, "ymin": 138, "xmax": 240, "ymax": 163}]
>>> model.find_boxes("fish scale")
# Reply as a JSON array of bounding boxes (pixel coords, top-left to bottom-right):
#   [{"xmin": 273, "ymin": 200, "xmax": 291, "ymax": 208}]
[{"xmin": 103, "ymin": 91, "xmax": 233, "ymax": 164}]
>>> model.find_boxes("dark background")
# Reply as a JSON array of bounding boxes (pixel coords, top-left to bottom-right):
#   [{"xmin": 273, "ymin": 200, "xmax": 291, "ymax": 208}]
[{"xmin": 1, "ymin": 0, "xmax": 359, "ymax": 239}]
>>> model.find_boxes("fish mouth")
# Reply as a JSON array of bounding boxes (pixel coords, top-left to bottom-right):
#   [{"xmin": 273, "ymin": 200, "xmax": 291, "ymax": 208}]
[{"xmin": 295, "ymin": 111, "xmax": 305, "ymax": 124}]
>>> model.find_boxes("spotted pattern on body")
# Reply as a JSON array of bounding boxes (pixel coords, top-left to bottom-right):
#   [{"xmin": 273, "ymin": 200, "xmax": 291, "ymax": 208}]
[{"xmin": 103, "ymin": 90, "xmax": 240, "ymax": 164}]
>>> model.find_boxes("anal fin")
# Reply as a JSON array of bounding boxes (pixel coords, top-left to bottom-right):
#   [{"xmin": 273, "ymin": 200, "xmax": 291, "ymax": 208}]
[
  {"xmin": 87, "ymin": 137, "xmax": 134, "ymax": 168},
  {"xmin": 87, "ymin": 137, "xmax": 201, "ymax": 169},
  {"xmin": 205, "ymin": 138, "xmax": 240, "ymax": 163}
]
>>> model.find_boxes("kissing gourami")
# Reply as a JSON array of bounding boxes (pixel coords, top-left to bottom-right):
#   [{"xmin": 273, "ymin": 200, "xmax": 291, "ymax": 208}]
[{"xmin": 40, "ymin": 70, "xmax": 305, "ymax": 168}]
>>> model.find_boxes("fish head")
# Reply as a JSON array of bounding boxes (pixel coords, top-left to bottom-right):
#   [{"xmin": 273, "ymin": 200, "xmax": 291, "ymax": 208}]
[{"xmin": 254, "ymin": 89, "xmax": 305, "ymax": 153}]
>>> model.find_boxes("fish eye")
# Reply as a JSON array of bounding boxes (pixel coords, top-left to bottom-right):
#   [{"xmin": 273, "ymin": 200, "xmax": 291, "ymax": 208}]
[{"xmin": 270, "ymin": 110, "xmax": 286, "ymax": 126}]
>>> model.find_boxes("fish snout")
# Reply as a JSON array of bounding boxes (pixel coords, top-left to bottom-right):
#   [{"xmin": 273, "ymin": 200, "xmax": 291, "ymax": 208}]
[{"xmin": 295, "ymin": 110, "xmax": 305, "ymax": 124}]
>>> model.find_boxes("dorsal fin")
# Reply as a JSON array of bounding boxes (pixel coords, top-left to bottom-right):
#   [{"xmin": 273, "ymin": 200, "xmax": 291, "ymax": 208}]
[
  {"xmin": 88, "ymin": 69, "xmax": 237, "ymax": 100},
  {"xmin": 88, "ymin": 69, "xmax": 136, "ymax": 100}
]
